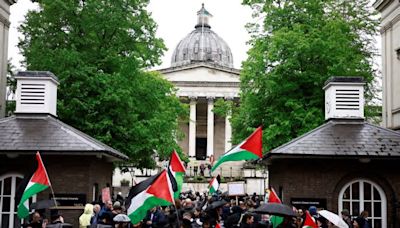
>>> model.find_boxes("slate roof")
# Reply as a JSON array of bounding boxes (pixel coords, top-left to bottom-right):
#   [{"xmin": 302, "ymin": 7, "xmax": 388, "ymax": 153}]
[
  {"xmin": 16, "ymin": 71, "xmax": 59, "ymax": 82},
  {"xmin": 264, "ymin": 119, "xmax": 400, "ymax": 159},
  {"xmin": 0, "ymin": 114, "xmax": 128, "ymax": 161}
]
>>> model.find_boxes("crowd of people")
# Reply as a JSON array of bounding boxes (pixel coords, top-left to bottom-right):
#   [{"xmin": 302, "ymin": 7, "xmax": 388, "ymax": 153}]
[{"xmin": 24, "ymin": 191, "xmax": 372, "ymax": 228}]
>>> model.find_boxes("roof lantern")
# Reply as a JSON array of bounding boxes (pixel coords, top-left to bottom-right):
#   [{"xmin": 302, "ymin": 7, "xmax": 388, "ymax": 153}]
[
  {"xmin": 323, "ymin": 76, "xmax": 365, "ymax": 120},
  {"xmin": 14, "ymin": 71, "xmax": 59, "ymax": 116}
]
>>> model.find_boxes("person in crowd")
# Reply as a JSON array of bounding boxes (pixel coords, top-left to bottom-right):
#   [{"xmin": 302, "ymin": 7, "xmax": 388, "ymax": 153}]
[
  {"xmin": 240, "ymin": 213, "xmax": 255, "ymax": 228},
  {"xmin": 91, "ymin": 204, "xmax": 101, "ymax": 228},
  {"xmin": 276, "ymin": 216, "xmax": 297, "ymax": 228},
  {"xmin": 98, "ymin": 201, "xmax": 113, "ymax": 225},
  {"xmin": 199, "ymin": 164, "xmax": 205, "ymax": 176},
  {"xmin": 143, "ymin": 206, "xmax": 168, "ymax": 228},
  {"xmin": 26, "ymin": 212, "xmax": 42, "ymax": 228},
  {"xmin": 79, "ymin": 203, "xmax": 94, "ymax": 228},
  {"xmin": 341, "ymin": 209, "xmax": 352, "ymax": 228},
  {"xmin": 49, "ymin": 210, "xmax": 64, "ymax": 224},
  {"xmin": 353, "ymin": 216, "xmax": 365, "ymax": 228},
  {"xmin": 46, "ymin": 210, "xmax": 73, "ymax": 228},
  {"xmin": 207, "ymin": 164, "xmax": 212, "ymax": 177},
  {"xmin": 112, "ymin": 202, "xmax": 123, "ymax": 220},
  {"xmin": 297, "ymin": 209, "xmax": 304, "ymax": 218},
  {"xmin": 316, "ymin": 216, "xmax": 328, "ymax": 228},
  {"xmin": 182, "ymin": 211, "xmax": 197, "ymax": 228},
  {"xmin": 224, "ymin": 206, "xmax": 243, "ymax": 228},
  {"xmin": 354, "ymin": 211, "xmax": 370, "ymax": 228},
  {"xmin": 308, "ymin": 206, "xmax": 318, "ymax": 218},
  {"xmin": 221, "ymin": 202, "xmax": 231, "ymax": 220}
]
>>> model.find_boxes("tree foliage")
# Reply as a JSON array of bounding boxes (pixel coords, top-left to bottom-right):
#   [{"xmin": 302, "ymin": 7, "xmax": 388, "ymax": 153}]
[
  {"xmin": 232, "ymin": 0, "xmax": 379, "ymax": 151},
  {"xmin": 18, "ymin": 0, "xmax": 187, "ymax": 168},
  {"xmin": 6, "ymin": 61, "xmax": 16, "ymax": 117}
]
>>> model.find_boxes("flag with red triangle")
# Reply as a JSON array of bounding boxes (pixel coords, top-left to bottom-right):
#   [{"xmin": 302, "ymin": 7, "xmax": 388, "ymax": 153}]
[
  {"xmin": 268, "ymin": 187, "xmax": 284, "ymax": 228},
  {"xmin": 126, "ymin": 169, "xmax": 175, "ymax": 225},
  {"xmin": 212, "ymin": 126, "xmax": 262, "ymax": 171},
  {"xmin": 303, "ymin": 211, "xmax": 318, "ymax": 228},
  {"xmin": 268, "ymin": 187, "xmax": 282, "ymax": 204},
  {"xmin": 209, "ymin": 175, "xmax": 221, "ymax": 194},
  {"xmin": 169, "ymin": 150, "xmax": 186, "ymax": 198},
  {"xmin": 17, "ymin": 152, "xmax": 51, "ymax": 219}
]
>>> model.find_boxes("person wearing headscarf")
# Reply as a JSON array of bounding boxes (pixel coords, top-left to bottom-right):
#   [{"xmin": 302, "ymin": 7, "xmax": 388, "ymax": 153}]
[{"xmin": 79, "ymin": 203, "xmax": 94, "ymax": 228}]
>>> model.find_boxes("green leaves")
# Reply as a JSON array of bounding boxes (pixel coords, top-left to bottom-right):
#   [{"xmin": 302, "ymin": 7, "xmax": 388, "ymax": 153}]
[
  {"xmin": 235, "ymin": 0, "xmax": 378, "ymax": 152},
  {"xmin": 19, "ymin": 0, "xmax": 185, "ymax": 168}
]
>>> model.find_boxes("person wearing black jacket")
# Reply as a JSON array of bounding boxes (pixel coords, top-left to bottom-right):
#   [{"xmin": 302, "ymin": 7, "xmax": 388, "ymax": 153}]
[
  {"xmin": 143, "ymin": 207, "xmax": 168, "ymax": 228},
  {"xmin": 224, "ymin": 206, "xmax": 244, "ymax": 228}
]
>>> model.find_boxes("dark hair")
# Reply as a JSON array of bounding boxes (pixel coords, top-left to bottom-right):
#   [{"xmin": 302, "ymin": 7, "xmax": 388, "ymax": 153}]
[
  {"xmin": 242, "ymin": 213, "xmax": 253, "ymax": 224},
  {"xmin": 354, "ymin": 217, "xmax": 365, "ymax": 227}
]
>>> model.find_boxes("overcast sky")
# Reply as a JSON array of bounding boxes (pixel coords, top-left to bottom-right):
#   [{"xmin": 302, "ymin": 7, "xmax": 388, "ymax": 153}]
[
  {"xmin": 8, "ymin": 1, "xmax": 381, "ymax": 73},
  {"xmin": 8, "ymin": 0, "xmax": 253, "ymax": 70}
]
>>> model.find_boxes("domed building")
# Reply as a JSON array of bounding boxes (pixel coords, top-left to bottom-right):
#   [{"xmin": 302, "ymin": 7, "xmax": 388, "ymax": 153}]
[
  {"xmin": 159, "ymin": 4, "xmax": 243, "ymax": 178},
  {"xmin": 170, "ymin": 4, "xmax": 233, "ymax": 68},
  {"xmin": 114, "ymin": 5, "xmax": 266, "ymax": 196}
]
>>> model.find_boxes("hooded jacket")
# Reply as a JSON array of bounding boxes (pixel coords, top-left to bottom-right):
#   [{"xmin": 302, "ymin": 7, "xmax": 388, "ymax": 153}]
[{"xmin": 79, "ymin": 204, "xmax": 94, "ymax": 228}]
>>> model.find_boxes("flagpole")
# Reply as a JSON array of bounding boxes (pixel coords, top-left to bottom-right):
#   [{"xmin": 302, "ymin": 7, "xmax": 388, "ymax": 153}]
[
  {"xmin": 174, "ymin": 204, "xmax": 181, "ymax": 228},
  {"xmin": 37, "ymin": 151, "xmax": 58, "ymax": 209},
  {"xmin": 49, "ymin": 185, "xmax": 58, "ymax": 210}
]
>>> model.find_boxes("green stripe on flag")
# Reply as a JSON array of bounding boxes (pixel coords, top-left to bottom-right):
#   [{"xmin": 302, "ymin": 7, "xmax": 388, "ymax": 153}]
[
  {"xmin": 212, "ymin": 151, "xmax": 259, "ymax": 171},
  {"xmin": 128, "ymin": 196, "xmax": 172, "ymax": 225},
  {"xmin": 209, "ymin": 186, "xmax": 217, "ymax": 194},
  {"xmin": 17, "ymin": 183, "xmax": 49, "ymax": 219},
  {"xmin": 174, "ymin": 172, "xmax": 184, "ymax": 199},
  {"xmin": 270, "ymin": 216, "xmax": 284, "ymax": 228}
]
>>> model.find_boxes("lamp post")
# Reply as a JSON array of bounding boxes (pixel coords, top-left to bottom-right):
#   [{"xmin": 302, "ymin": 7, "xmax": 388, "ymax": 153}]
[{"xmin": 129, "ymin": 168, "xmax": 136, "ymax": 186}]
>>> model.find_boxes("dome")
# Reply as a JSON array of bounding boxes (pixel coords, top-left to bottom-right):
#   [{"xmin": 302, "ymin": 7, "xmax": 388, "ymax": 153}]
[{"xmin": 171, "ymin": 4, "xmax": 233, "ymax": 68}]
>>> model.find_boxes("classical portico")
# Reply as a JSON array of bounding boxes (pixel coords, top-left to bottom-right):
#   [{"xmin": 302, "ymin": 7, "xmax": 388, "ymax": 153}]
[
  {"xmin": 161, "ymin": 63, "xmax": 240, "ymax": 161},
  {"xmin": 159, "ymin": 4, "xmax": 240, "ymax": 163}
]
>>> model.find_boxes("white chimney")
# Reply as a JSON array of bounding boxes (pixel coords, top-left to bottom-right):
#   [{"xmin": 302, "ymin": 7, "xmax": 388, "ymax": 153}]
[
  {"xmin": 15, "ymin": 71, "xmax": 59, "ymax": 116},
  {"xmin": 323, "ymin": 77, "xmax": 365, "ymax": 120}
]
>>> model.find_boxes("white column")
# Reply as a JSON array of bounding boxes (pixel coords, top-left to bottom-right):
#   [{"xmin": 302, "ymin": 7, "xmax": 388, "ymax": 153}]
[
  {"xmin": 207, "ymin": 97, "xmax": 214, "ymax": 157},
  {"xmin": 225, "ymin": 97, "xmax": 233, "ymax": 151},
  {"xmin": 0, "ymin": 13, "xmax": 12, "ymax": 118},
  {"xmin": 189, "ymin": 97, "xmax": 197, "ymax": 157}
]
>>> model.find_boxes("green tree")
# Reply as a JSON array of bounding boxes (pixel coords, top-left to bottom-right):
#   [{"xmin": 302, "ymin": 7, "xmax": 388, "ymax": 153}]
[
  {"xmin": 18, "ymin": 0, "xmax": 186, "ymax": 168},
  {"xmin": 6, "ymin": 61, "xmax": 17, "ymax": 117},
  {"xmin": 232, "ymin": 0, "xmax": 378, "ymax": 151}
]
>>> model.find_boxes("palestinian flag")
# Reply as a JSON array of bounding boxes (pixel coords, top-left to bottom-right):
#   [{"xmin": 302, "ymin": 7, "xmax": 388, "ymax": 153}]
[
  {"xmin": 209, "ymin": 175, "xmax": 220, "ymax": 194},
  {"xmin": 17, "ymin": 152, "xmax": 51, "ymax": 219},
  {"xmin": 126, "ymin": 169, "xmax": 175, "ymax": 225},
  {"xmin": 268, "ymin": 187, "xmax": 281, "ymax": 204},
  {"xmin": 303, "ymin": 211, "xmax": 317, "ymax": 228},
  {"xmin": 211, "ymin": 126, "xmax": 262, "ymax": 172},
  {"xmin": 169, "ymin": 150, "xmax": 186, "ymax": 199},
  {"xmin": 268, "ymin": 187, "xmax": 284, "ymax": 228}
]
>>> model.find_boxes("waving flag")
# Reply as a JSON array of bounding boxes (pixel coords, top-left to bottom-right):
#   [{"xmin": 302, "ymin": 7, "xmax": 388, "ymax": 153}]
[
  {"xmin": 126, "ymin": 169, "xmax": 175, "ymax": 225},
  {"xmin": 17, "ymin": 152, "xmax": 51, "ymax": 219},
  {"xmin": 169, "ymin": 150, "xmax": 186, "ymax": 198},
  {"xmin": 209, "ymin": 175, "xmax": 221, "ymax": 194},
  {"xmin": 268, "ymin": 187, "xmax": 284, "ymax": 228},
  {"xmin": 303, "ymin": 211, "xmax": 318, "ymax": 228},
  {"xmin": 212, "ymin": 127, "xmax": 262, "ymax": 172}
]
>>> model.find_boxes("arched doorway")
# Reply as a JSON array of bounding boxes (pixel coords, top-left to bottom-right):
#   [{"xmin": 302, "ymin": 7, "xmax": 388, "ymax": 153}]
[
  {"xmin": 338, "ymin": 179, "xmax": 387, "ymax": 228},
  {"xmin": 0, "ymin": 173, "xmax": 35, "ymax": 228}
]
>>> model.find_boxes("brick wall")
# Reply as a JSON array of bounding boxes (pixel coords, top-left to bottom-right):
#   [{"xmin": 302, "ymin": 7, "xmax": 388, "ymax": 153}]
[
  {"xmin": 267, "ymin": 158, "xmax": 400, "ymax": 228},
  {"xmin": 0, "ymin": 154, "xmax": 114, "ymax": 227}
]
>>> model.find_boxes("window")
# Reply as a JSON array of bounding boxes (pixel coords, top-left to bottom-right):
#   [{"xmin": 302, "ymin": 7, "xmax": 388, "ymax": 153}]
[
  {"xmin": 0, "ymin": 173, "xmax": 35, "ymax": 228},
  {"xmin": 339, "ymin": 179, "xmax": 387, "ymax": 228}
]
